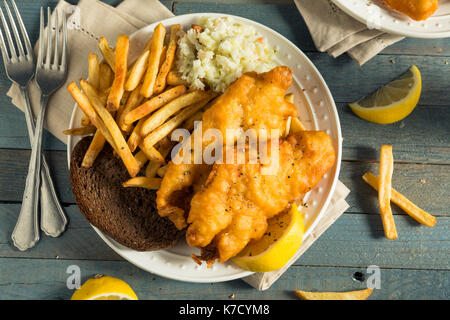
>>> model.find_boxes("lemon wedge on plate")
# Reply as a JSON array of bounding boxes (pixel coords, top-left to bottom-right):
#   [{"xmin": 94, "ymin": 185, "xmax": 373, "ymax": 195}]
[
  {"xmin": 349, "ymin": 65, "xmax": 422, "ymax": 124},
  {"xmin": 70, "ymin": 275, "xmax": 138, "ymax": 300},
  {"xmin": 231, "ymin": 204, "xmax": 304, "ymax": 272}
]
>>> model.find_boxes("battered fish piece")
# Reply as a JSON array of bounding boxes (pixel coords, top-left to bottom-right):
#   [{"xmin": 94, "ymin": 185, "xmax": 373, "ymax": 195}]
[
  {"xmin": 187, "ymin": 130, "xmax": 336, "ymax": 263},
  {"xmin": 156, "ymin": 66, "xmax": 297, "ymax": 229},
  {"xmin": 383, "ymin": 0, "xmax": 438, "ymax": 21}
]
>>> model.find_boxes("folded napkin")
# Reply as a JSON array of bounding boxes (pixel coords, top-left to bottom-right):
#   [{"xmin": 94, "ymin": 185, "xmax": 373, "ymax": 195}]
[
  {"xmin": 294, "ymin": 0, "xmax": 404, "ymax": 65},
  {"xmin": 6, "ymin": 0, "xmax": 350, "ymax": 290}
]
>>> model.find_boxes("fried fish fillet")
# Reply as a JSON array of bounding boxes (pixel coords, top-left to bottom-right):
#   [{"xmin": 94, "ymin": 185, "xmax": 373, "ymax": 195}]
[
  {"xmin": 383, "ymin": 0, "xmax": 439, "ymax": 21},
  {"xmin": 187, "ymin": 130, "xmax": 336, "ymax": 263},
  {"xmin": 156, "ymin": 66, "xmax": 297, "ymax": 229}
]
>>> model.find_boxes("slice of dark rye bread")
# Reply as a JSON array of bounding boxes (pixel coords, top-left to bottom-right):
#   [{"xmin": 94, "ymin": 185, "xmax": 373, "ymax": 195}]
[{"xmin": 69, "ymin": 136, "xmax": 184, "ymax": 251}]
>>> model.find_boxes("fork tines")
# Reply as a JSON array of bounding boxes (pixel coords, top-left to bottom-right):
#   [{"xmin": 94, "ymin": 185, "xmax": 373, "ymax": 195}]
[
  {"xmin": 0, "ymin": 0, "xmax": 33, "ymax": 63},
  {"xmin": 37, "ymin": 6, "xmax": 67, "ymax": 71}
]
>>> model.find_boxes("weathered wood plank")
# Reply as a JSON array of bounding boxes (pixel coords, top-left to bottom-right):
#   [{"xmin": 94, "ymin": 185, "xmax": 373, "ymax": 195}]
[
  {"xmin": 1, "ymin": 150, "xmax": 448, "ymax": 215},
  {"xmin": 0, "ymin": 257, "xmax": 447, "ymax": 299},
  {"xmin": 0, "ymin": 203, "xmax": 448, "ymax": 270},
  {"xmin": 337, "ymin": 102, "xmax": 450, "ymax": 164}
]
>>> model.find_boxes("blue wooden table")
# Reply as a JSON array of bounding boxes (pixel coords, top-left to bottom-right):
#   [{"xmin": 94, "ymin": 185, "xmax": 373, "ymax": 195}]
[{"xmin": 0, "ymin": 0, "xmax": 448, "ymax": 300}]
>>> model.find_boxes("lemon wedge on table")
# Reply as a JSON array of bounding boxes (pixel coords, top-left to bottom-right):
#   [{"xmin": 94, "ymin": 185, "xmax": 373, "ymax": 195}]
[
  {"xmin": 70, "ymin": 275, "xmax": 138, "ymax": 300},
  {"xmin": 231, "ymin": 204, "xmax": 304, "ymax": 272},
  {"xmin": 349, "ymin": 65, "xmax": 422, "ymax": 124}
]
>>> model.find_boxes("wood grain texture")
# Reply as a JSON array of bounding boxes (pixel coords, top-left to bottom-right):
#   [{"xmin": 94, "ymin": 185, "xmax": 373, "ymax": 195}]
[
  {"xmin": 0, "ymin": 203, "xmax": 448, "ymax": 271},
  {"xmin": 0, "ymin": 257, "xmax": 447, "ymax": 300}
]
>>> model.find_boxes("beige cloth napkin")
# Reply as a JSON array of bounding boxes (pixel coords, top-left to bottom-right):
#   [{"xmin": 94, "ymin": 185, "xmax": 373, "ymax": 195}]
[
  {"xmin": 6, "ymin": 0, "xmax": 350, "ymax": 290},
  {"xmin": 294, "ymin": 0, "xmax": 404, "ymax": 65}
]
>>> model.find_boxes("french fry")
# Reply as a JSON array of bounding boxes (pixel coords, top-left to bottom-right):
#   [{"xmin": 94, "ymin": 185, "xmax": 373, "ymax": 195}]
[
  {"xmin": 167, "ymin": 70, "xmax": 187, "ymax": 86},
  {"xmin": 285, "ymin": 116, "xmax": 292, "ymax": 137},
  {"xmin": 140, "ymin": 90, "xmax": 212, "ymax": 137},
  {"xmin": 117, "ymin": 84, "xmax": 145, "ymax": 133},
  {"xmin": 127, "ymin": 118, "xmax": 145, "ymax": 153},
  {"xmin": 67, "ymin": 82, "xmax": 117, "ymax": 152},
  {"xmin": 98, "ymin": 37, "xmax": 116, "ymax": 70},
  {"xmin": 143, "ymin": 97, "xmax": 211, "ymax": 149},
  {"xmin": 80, "ymin": 79, "xmax": 140, "ymax": 177},
  {"xmin": 138, "ymin": 142, "xmax": 165, "ymax": 163},
  {"xmin": 154, "ymin": 24, "xmax": 181, "ymax": 95},
  {"xmin": 140, "ymin": 23, "xmax": 166, "ymax": 98},
  {"xmin": 294, "ymin": 289, "xmax": 373, "ymax": 300},
  {"xmin": 63, "ymin": 126, "xmax": 96, "ymax": 136},
  {"xmin": 362, "ymin": 172, "xmax": 437, "ymax": 227},
  {"xmin": 99, "ymin": 61, "xmax": 114, "ymax": 91},
  {"xmin": 81, "ymin": 131, "xmax": 106, "ymax": 168},
  {"xmin": 122, "ymin": 177, "xmax": 162, "ymax": 190},
  {"xmin": 124, "ymin": 50, "xmax": 149, "ymax": 91},
  {"xmin": 290, "ymin": 117, "xmax": 306, "ymax": 132},
  {"xmin": 379, "ymin": 145, "xmax": 398, "ymax": 240},
  {"xmin": 107, "ymin": 35, "xmax": 129, "ymax": 112},
  {"xmin": 156, "ymin": 164, "xmax": 168, "ymax": 177},
  {"xmin": 146, "ymin": 161, "xmax": 161, "ymax": 178},
  {"xmin": 145, "ymin": 140, "xmax": 174, "ymax": 177},
  {"xmin": 88, "ymin": 53, "xmax": 100, "ymax": 90},
  {"xmin": 124, "ymin": 85, "xmax": 187, "ymax": 125},
  {"xmin": 284, "ymin": 93, "xmax": 294, "ymax": 104},
  {"xmin": 135, "ymin": 149, "xmax": 149, "ymax": 169}
]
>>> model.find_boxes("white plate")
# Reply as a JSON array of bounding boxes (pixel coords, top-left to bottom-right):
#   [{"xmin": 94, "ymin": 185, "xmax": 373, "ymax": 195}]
[
  {"xmin": 332, "ymin": 0, "xmax": 450, "ymax": 39},
  {"xmin": 67, "ymin": 13, "xmax": 342, "ymax": 283}
]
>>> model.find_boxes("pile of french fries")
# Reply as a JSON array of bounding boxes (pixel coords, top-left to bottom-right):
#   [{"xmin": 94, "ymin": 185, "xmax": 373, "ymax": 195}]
[
  {"xmin": 363, "ymin": 145, "xmax": 437, "ymax": 239},
  {"xmin": 65, "ymin": 23, "xmax": 216, "ymax": 189}
]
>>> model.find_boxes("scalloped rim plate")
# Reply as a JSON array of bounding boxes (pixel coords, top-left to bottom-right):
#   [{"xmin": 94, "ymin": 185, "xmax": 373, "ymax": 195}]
[
  {"xmin": 332, "ymin": 0, "xmax": 450, "ymax": 39},
  {"xmin": 67, "ymin": 13, "xmax": 342, "ymax": 283}
]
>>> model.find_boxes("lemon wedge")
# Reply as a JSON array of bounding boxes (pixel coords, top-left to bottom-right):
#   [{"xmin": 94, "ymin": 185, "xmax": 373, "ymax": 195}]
[
  {"xmin": 349, "ymin": 65, "xmax": 421, "ymax": 124},
  {"xmin": 70, "ymin": 274, "xmax": 138, "ymax": 300},
  {"xmin": 231, "ymin": 203, "xmax": 304, "ymax": 272}
]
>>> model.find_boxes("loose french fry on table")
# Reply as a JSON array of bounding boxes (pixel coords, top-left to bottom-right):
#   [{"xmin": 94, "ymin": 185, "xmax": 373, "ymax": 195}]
[
  {"xmin": 80, "ymin": 79, "xmax": 140, "ymax": 177},
  {"xmin": 378, "ymin": 145, "xmax": 398, "ymax": 240},
  {"xmin": 294, "ymin": 289, "xmax": 373, "ymax": 300},
  {"xmin": 125, "ymin": 50, "xmax": 149, "ymax": 91},
  {"xmin": 143, "ymin": 97, "xmax": 212, "ymax": 150},
  {"xmin": 107, "ymin": 35, "xmax": 129, "ymax": 112},
  {"xmin": 63, "ymin": 126, "xmax": 97, "ymax": 136},
  {"xmin": 98, "ymin": 37, "xmax": 116, "ymax": 70},
  {"xmin": 67, "ymin": 82, "xmax": 117, "ymax": 152},
  {"xmin": 122, "ymin": 177, "xmax": 162, "ymax": 190},
  {"xmin": 141, "ymin": 23, "xmax": 166, "ymax": 98},
  {"xmin": 362, "ymin": 172, "xmax": 437, "ymax": 227},
  {"xmin": 124, "ymin": 85, "xmax": 187, "ymax": 125},
  {"xmin": 166, "ymin": 70, "xmax": 187, "ymax": 86},
  {"xmin": 154, "ymin": 24, "xmax": 181, "ymax": 95},
  {"xmin": 140, "ymin": 90, "xmax": 213, "ymax": 137},
  {"xmin": 82, "ymin": 130, "xmax": 106, "ymax": 168}
]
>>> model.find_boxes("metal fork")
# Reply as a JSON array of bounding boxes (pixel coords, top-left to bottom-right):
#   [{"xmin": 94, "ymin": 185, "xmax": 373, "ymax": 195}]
[{"xmin": 0, "ymin": 1, "xmax": 67, "ymax": 251}]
